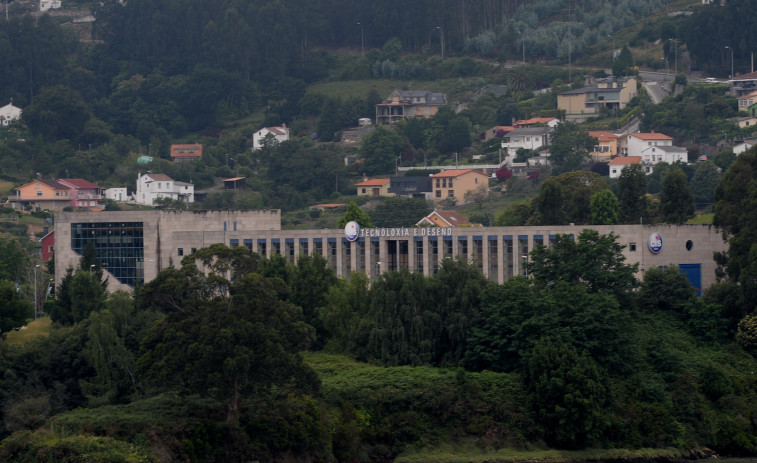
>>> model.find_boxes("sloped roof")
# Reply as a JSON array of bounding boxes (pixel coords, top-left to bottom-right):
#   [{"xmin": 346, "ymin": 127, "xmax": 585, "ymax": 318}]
[
  {"xmin": 59, "ymin": 178, "xmax": 102, "ymax": 189},
  {"xmin": 355, "ymin": 178, "xmax": 390, "ymax": 187},
  {"xmin": 431, "ymin": 169, "xmax": 488, "ymax": 178},
  {"xmin": 37, "ymin": 179, "xmax": 69, "ymax": 189},
  {"xmin": 515, "ymin": 117, "xmax": 558, "ymax": 126},
  {"xmin": 589, "ymin": 131, "xmax": 619, "ymax": 142},
  {"xmin": 731, "ymin": 71, "xmax": 757, "ymax": 82},
  {"xmin": 145, "ymin": 174, "xmax": 173, "ymax": 181},
  {"xmin": 431, "ymin": 209, "xmax": 471, "ymax": 226},
  {"xmin": 609, "ymin": 156, "xmax": 642, "ymax": 165},
  {"xmin": 629, "ymin": 132, "xmax": 673, "ymax": 141}
]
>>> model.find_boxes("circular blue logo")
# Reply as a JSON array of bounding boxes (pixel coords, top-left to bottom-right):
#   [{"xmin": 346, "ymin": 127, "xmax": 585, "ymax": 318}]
[
  {"xmin": 647, "ymin": 232, "xmax": 663, "ymax": 254},
  {"xmin": 344, "ymin": 221, "xmax": 360, "ymax": 241}
]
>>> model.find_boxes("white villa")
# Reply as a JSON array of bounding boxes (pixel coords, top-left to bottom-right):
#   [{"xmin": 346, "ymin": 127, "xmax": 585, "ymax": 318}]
[
  {"xmin": 252, "ymin": 124, "xmax": 290, "ymax": 150},
  {"xmin": 135, "ymin": 173, "xmax": 194, "ymax": 206},
  {"xmin": 0, "ymin": 101, "xmax": 22, "ymax": 126}
]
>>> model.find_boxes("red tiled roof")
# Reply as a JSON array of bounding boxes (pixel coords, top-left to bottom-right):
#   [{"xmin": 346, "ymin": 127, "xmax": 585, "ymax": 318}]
[
  {"xmin": 59, "ymin": 178, "xmax": 102, "ymax": 189},
  {"xmin": 432, "ymin": 169, "xmax": 488, "ymax": 178},
  {"xmin": 589, "ymin": 131, "xmax": 619, "ymax": 142},
  {"xmin": 609, "ymin": 156, "xmax": 642, "ymax": 165},
  {"xmin": 516, "ymin": 117, "xmax": 557, "ymax": 125},
  {"xmin": 629, "ymin": 133, "xmax": 673, "ymax": 141},
  {"xmin": 731, "ymin": 71, "xmax": 757, "ymax": 81},
  {"xmin": 355, "ymin": 178, "xmax": 390, "ymax": 186},
  {"xmin": 170, "ymin": 144, "xmax": 202, "ymax": 157},
  {"xmin": 35, "ymin": 179, "xmax": 68, "ymax": 190}
]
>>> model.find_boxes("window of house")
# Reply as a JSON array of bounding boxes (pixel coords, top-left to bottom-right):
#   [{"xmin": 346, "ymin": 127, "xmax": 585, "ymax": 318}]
[
  {"xmin": 35, "ymin": 184, "xmax": 40, "ymax": 189},
  {"xmin": 629, "ymin": 242, "xmax": 637, "ymax": 251},
  {"xmin": 191, "ymin": 248, "xmax": 196, "ymax": 254},
  {"xmin": 447, "ymin": 190, "xmax": 454, "ymax": 197},
  {"xmin": 178, "ymin": 248, "xmax": 184, "ymax": 256},
  {"xmin": 435, "ymin": 179, "xmax": 440, "ymax": 188},
  {"xmin": 475, "ymin": 178, "xmax": 478, "ymax": 184},
  {"xmin": 526, "ymin": 136, "xmax": 531, "ymax": 142},
  {"xmin": 435, "ymin": 190, "xmax": 441, "ymax": 198},
  {"xmin": 449, "ymin": 179, "xmax": 453, "ymax": 187},
  {"xmin": 37, "ymin": 191, "xmax": 42, "ymax": 196},
  {"xmin": 612, "ymin": 169, "xmax": 617, "ymax": 174},
  {"xmin": 361, "ymin": 188, "xmax": 366, "ymax": 194}
]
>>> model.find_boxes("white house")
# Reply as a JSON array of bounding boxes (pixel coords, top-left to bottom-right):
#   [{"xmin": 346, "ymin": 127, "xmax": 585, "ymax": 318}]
[
  {"xmin": 500, "ymin": 127, "xmax": 552, "ymax": 157},
  {"xmin": 135, "ymin": 173, "xmax": 194, "ymax": 206},
  {"xmin": 623, "ymin": 132, "xmax": 674, "ymax": 156},
  {"xmin": 608, "ymin": 156, "xmax": 642, "ymax": 179},
  {"xmin": 252, "ymin": 124, "xmax": 289, "ymax": 150},
  {"xmin": 0, "ymin": 101, "xmax": 22, "ymax": 126},
  {"xmin": 39, "ymin": 0, "xmax": 62, "ymax": 11},
  {"xmin": 104, "ymin": 187, "xmax": 128, "ymax": 202},
  {"xmin": 733, "ymin": 138, "xmax": 757, "ymax": 155},
  {"xmin": 640, "ymin": 145, "xmax": 688, "ymax": 170}
]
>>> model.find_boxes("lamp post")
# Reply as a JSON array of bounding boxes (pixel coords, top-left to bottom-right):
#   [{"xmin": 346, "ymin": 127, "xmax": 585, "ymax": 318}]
[
  {"xmin": 33, "ymin": 264, "xmax": 39, "ymax": 319},
  {"xmin": 669, "ymin": 38, "xmax": 678, "ymax": 74},
  {"xmin": 89, "ymin": 264, "xmax": 95, "ymax": 275},
  {"xmin": 356, "ymin": 22, "xmax": 364, "ymax": 56},
  {"xmin": 436, "ymin": 26, "xmax": 444, "ymax": 60},
  {"xmin": 608, "ymin": 34, "xmax": 614, "ymax": 63},
  {"xmin": 519, "ymin": 31, "xmax": 525, "ymax": 63},
  {"xmin": 521, "ymin": 254, "xmax": 529, "ymax": 276},
  {"xmin": 725, "ymin": 45, "xmax": 734, "ymax": 79}
]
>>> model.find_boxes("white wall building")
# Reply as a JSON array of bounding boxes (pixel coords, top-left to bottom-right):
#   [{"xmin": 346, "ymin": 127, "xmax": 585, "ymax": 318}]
[
  {"xmin": 640, "ymin": 145, "xmax": 688, "ymax": 170},
  {"xmin": 252, "ymin": 124, "xmax": 289, "ymax": 150},
  {"xmin": 0, "ymin": 101, "xmax": 22, "ymax": 126},
  {"xmin": 135, "ymin": 173, "xmax": 194, "ymax": 206},
  {"xmin": 624, "ymin": 133, "xmax": 674, "ymax": 156},
  {"xmin": 500, "ymin": 127, "xmax": 552, "ymax": 157},
  {"xmin": 104, "ymin": 188, "xmax": 128, "ymax": 202},
  {"xmin": 40, "ymin": 0, "xmax": 62, "ymax": 12}
]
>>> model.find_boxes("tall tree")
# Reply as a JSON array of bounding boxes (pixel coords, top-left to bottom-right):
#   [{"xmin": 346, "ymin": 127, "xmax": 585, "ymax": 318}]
[
  {"xmin": 548, "ymin": 122, "xmax": 597, "ymax": 174},
  {"xmin": 338, "ymin": 201, "xmax": 373, "ymax": 228},
  {"xmin": 533, "ymin": 177, "xmax": 565, "ymax": 225},
  {"xmin": 589, "ymin": 190, "xmax": 620, "ymax": 225},
  {"xmin": 0, "ymin": 280, "xmax": 33, "ymax": 335},
  {"xmin": 660, "ymin": 167, "xmax": 695, "ymax": 224},
  {"xmin": 617, "ymin": 164, "xmax": 648, "ymax": 224},
  {"xmin": 361, "ymin": 126, "xmax": 403, "ymax": 175}
]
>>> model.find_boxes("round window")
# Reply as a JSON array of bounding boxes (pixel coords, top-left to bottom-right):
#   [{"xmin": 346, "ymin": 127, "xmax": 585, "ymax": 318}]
[{"xmin": 685, "ymin": 240, "xmax": 693, "ymax": 251}]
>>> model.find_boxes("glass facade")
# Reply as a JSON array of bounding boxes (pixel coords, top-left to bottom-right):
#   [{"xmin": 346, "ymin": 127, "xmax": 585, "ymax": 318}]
[{"xmin": 71, "ymin": 222, "xmax": 144, "ymax": 287}]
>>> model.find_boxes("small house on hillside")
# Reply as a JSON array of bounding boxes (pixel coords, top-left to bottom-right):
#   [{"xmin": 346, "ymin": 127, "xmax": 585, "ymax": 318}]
[
  {"xmin": 608, "ymin": 156, "xmax": 642, "ymax": 179},
  {"xmin": 355, "ymin": 178, "xmax": 392, "ymax": 197},
  {"xmin": 375, "ymin": 89, "xmax": 447, "ymax": 125},
  {"xmin": 252, "ymin": 124, "xmax": 289, "ymax": 150},
  {"xmin": 135, "ymin": 173, "xmax": 194, "ymax": 206},
  {"xmin": 431, "ymin": 169, "xmax": 489, "ymax": 204},
  {"xmin": 0, "ymin": 101, "xmax": 21, "ymax": 126},
  {"xmin": 170, "ymin": 144, "xmax": 202, "ymax": 163}
]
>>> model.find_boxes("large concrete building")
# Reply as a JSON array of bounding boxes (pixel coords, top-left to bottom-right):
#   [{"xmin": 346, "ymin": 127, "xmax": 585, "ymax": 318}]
[{"xmin": 54, "ymin": 210, "xmax": 726, "ymax": 295}]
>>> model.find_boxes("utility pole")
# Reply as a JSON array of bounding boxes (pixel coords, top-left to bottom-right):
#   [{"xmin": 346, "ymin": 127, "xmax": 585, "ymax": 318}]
[
  {"xmin": 356, "ymin": 22, "xmax": 364, "ymax": 56},
  {"xmin": 436, "ymin": 26, "xmax": 445, "ymax": 60}
]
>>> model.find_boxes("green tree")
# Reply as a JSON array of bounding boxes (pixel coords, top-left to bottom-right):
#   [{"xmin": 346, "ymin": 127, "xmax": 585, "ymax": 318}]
[
  {"xmin": 137, "ymin": 260, "xmax": 317, "ymax": 423},
  {"xmin": 552, "ymin": 171, "xmax": 609, "ymax": 225},
  {"xmin": 338, "ymin": 201, "xmax": 373, "ymax": 228},
  {"xmin": 0, "ymin": 279, "xmax": 33, "ymax": 335},
  {"xmin": 617, "ymin": 163, "xmax": 648, "ymax": 224},
  {"xmin": 690, "ymin": 161, "xmax": 721, "ymax": 209},
  {"xmin": 22, "ymin": 85, "xmax": 91, "ymax": 142},
  {"xmin": 532, "ymin": 177, "xmax": 565, "ymax": 225},
  {"xmin": 527, "ymin": 229, "xmax": 638, "ymax": 299},
  {"xmin": 524, "ymin": 338, "xmax": 609, "ymax": 449},
  {"xmin": 612, "ymin": 45, "xmax": 634, "ymax": 76},
  {"xmin": 736, "ymin": 314, "xmax": 757, "ymax": 354},
  {"xmin": 548, "ymin": 122, "xmax": 597, "ymax": 174},
  {"xmin": 660, "ymin": 167, "xmax": 695, "ymax": 224},
  {"xmin": 361, "ymin": 126, "xmax": 403, "ymax": 175},
  {"xmin": 589, "ymin": 189, "xmax": 620, "ymax": 224}
]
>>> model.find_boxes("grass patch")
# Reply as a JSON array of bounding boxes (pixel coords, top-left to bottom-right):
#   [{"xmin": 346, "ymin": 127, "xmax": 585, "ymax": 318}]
[
  {"xmin": 395, "ymin": 445, "xmax": 688, "ymax": 463},
  {"xmin": 688, "ymin": 213, "xmax": 714, "ymax": 224},
  {"xmin": 5, "ymin": 316, "xmax": 52, "ymax": 345},
  {"xmin": 0, "ymin": 178, "xmax": 15, "ymax": 195}
]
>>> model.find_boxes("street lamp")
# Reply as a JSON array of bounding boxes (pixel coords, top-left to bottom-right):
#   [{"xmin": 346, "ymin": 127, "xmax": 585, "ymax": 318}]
[
  {"xmin": 608, "ymin": 34, "xmax": 614, "ymax": 63},
  {"xmin": 89, "ymin": 264, "xmax": 95, "ymax": 274},
  {"xmin": 436, "ymin": 26, "xmax": 444, "ymax": 60},
  {"xmin": 521, "ymin": 254, "xmax": 529, "ymax": 276},
  {"xmin": 356, "ymin": 22, "xmax": 364, "ymax": 56},
  {"xmin": 33, "ymin": 264, "xmax": 39, "ymax": 319},
  {"xmin": 725, "ymin": 45, "xmax": 734, "ymax": 79}
]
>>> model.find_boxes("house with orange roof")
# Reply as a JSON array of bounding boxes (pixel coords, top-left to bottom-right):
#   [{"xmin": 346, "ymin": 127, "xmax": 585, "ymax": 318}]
[
  {"xmin": 416, "ymin": 208, "xmax": 473, "ymax": 227},
  {"xmin": 9, "ymin": 179, "xmax": 72, "ymax": 211},
  {"xmin": 355, "ymin": 178, "xmax": 392, "ymax": 197},
  {"xmin": 431, "ymin": 169, "xmax": 489, "ymax": 204},
  {"xmin": 737, "ymin": 90, "xmax": 757, "ymax": 112},
  {"xmin": 608, "ymin": 156, "xmax": 642, "ymax": 179},
  {"xmin": 170, "ymin": 144, "xmax": 202, "ymax": 163},
  {"xmin": 588, "ymin": 131, "xmax": 620, "ymax": 161},
  {"xmin": 622, "ymin": 132, "xmax": 674, "ymax": 157},
  {"xmin": 729, "ymin": 71, "xmax": 757, "ymax": 97}
]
